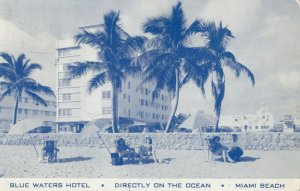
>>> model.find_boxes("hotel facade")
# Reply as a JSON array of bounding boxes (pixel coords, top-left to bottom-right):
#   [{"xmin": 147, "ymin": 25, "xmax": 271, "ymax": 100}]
[
  {"xmin": 56, "ymin": 25, "xmax": 172, "ymax": 133},
  {"xmin": 0, "ymin": 91, "xmax": 56, "ymax": 133},
  {"xmin": 219, "ymin": 108, "xmax": 275, "ymax": 132}
]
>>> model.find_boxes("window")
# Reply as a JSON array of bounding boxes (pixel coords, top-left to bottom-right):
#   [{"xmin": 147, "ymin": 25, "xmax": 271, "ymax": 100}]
[
  {"xmin": 59, "ymin": 79, "xmax": 71, "ymax": 87},
  {"xmin": 128, "ymin": 82, "xmax": 130, "ymax": 89},
  {"xmin": 52, "ymin": 112, "xmax": 56, "ymax": 116},
  {"xmin": 145, "ymin": 89, "xmax": 148, "ymax": 95},
  {"xmin": 59, "ymin": 109, "xmax": 62, "ymax": 116},
  {"xmin": 102, "ymin": 107, "xmax": 106, "ymax": 114},
  {"xmin": 128, "ymin": 109, "xmax": 130, "ymax": 117},
  {"xmin": 145, "ymin": 100, "xmax": 148, "ymax": 106},
  {"xmin": 19, "ymin": 97, "xmax": 22, "ymax": 102},
  {"xmin": 162, "ymin": 95, "xmax": 164, "ymax": 101},
  {"xmin": 62, "ymin": 93, "xmax": 71, "ymax": 101},
  {"xmin": 67, "ymin": 109, "xmax": 72, "ymax": 116},
  {"xmin": 58, "ymin": 48, "xmax": 73, "ymax": 57},
  {"xmin": 107, "ymin": 91, "xmax": 111, "ymax": 99},
  {"xmin": 32, "ymin": 110, "xmax": 38, "ymax": 115},
  {"xmin": 102, "ymin": 91, "xmax": 111, "ymax": 99},
  {"xmin": 128, "ymin": 95, "xmax": 130, "ymax": 103},
  {"xmin": 24, "ymin": 109, "xmax": 28, "ymax": 115},
  {"xmin": 40, "ymin": 111, "xmax": 44, "ymax": 115},
  {"xmin": 107, "ymin": 107, "xmax": 111, "ymax": 114},
  {"xmin": 18, "ymin": 109, "xmax": 22, "ymax": 114},
  {"xmin": 0, "ymin": 107, "xmax": 2, "ymax": 113},
  {"xmin": 123, "ymin": 94, "xmax": 126, "ymax": 99},
  {"xmin": 162, "ymin": 105, "xmax": 164, "ymax": 110},
  {"xmin": 45, "ymin": 111, "xmax": 50, "ymax": 116},
  {"xmin": 141, "ymin": 99, "xmax": 144, "ymax": 106},
  {"xmin": 153, "ymin": 113, "xmax": 155, "ymax": 119},
  {"xmin": 162, "ymin": 115, "xmax": 164, "ymax": 120},
  {"xmin": 24, "ymin": 98, "xmax": 28, "ymax": 103}
]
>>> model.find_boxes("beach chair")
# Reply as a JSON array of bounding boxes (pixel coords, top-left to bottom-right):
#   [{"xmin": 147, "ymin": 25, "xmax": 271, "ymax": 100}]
[
  {"xmin": 40, "ymin": 140, "xmax": 59, "ymax": 163},
  {"xmin": 115, "ymin": 138, "xmax": 137, "ymax": 163},
  {"xmin": 205, "ymin": 138, "xmax": 224, "ymax": 162}
]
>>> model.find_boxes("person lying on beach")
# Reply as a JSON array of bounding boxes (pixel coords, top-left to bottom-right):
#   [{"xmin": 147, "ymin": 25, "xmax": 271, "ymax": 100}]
[
  {"xmin": 210, "ymin": 136, "xmax": 232, "ymax": 162},
  {"xmin": 138, "ymin": 137, "xmax": 158, "ymax": 164},
  {"xmin": 115, "ymin": 138, "xmax": 136, "ymax": 162},
  {"xmin": 228, "ymin": 134, "xmax": 244, "ymax": 162}
]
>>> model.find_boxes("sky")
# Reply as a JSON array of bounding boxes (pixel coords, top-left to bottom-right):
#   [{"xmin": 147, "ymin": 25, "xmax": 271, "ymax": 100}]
[{"xmin": 0, "ymin": 0, "xmax": 299, "ymax": 121}]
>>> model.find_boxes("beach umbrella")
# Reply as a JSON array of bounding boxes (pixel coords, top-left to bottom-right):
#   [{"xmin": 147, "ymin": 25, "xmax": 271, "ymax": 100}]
[
  {"xmin": 80, "ymin": 118, "xmax": 112, "ymax": 154},
  {"xmin": 179, "ymin": 111, "xmax": 216, "ymax": 132},
  {"xmin": 8, "ymin": 118, "xmax": 44, "ymax": 135},
  {"xmin": 8, "ymin": 118, "xmax": 44, "ymax": 157}
]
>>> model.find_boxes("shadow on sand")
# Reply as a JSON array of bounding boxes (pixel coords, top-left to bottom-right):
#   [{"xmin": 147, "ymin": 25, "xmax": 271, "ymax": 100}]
[
  {"xmin": 58, "ymin": 156, "xmax": 93, "ymax": 163},
  {"xmin": 239, "ymin": 156, "xmax": 260, "ymax": 162}
]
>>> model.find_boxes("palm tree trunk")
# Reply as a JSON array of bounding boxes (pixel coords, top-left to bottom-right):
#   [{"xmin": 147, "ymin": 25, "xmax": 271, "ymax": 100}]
[
  {"xmin": 165, "ymin": 68, "xmax": 180, "ymax": 133},
  {"xmin": 111, "ymin": 84, "xmax": 119, "ymax": 133},
  {"xmin": 13, "ymin": 96, "xmax": 19, "ymax": 125},
  {"xmin": 215, "ymin": 115, "xmax": 220, "ymax": 132}
]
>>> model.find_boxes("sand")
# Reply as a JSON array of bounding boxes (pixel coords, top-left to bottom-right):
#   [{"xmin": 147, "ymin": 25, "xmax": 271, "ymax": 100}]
[{"xmin": 0, "ymin": 145, "xmax": 299, "ymax": 178}]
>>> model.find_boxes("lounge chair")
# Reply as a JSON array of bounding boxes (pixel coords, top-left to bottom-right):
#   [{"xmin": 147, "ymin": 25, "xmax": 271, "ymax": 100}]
[
  {"xmin": 205, "ymin": 138, "xmax": 226, "ymax": 162},
  {"xmin": 40, "ymin": 140, "xmax": 59, "ymax": 163}
]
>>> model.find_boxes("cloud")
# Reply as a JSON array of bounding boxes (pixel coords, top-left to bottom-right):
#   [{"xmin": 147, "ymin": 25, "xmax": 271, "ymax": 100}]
[{"xmin": 0, "ymin": 19, "xmax": 57, "ymax": 89}]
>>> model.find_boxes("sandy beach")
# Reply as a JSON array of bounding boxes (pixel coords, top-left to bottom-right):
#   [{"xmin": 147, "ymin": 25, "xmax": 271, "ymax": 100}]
[{"xmin": 0, "ymin": 145, "xmax": 299, "ymax": 178}]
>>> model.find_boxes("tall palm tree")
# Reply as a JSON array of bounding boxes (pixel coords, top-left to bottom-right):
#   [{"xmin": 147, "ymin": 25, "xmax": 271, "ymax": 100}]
[
  {"xmin": 141, "ymin": 2, "xmax": 207, "ymax": 132},
  {"xmin": 67, "ymin": 11, "xmax": 145, "ymax": 133},
  {"xmin": 0, "ymin": 52, "xmax": 55, "ymax": 125},
  {"xmin": 200, "ymin": 22, "xmax": 255, "ymax": 131}
]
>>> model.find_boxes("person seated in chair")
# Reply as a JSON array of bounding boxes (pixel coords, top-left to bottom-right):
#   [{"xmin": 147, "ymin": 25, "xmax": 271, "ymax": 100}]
[
  {"xmin": 115, "ymin": 138, "xmax": 136, "ymax": 162},
  {"xmin": 228, "ymin": 134, "xmax": 244, "ymax": 162},
  {"xmin": 209, "ymin": 136, "xmax": 232, "ymax": 162},
  {"xmin": 41, "ymin": 141, "xmax": 59, "ymax": 163},
  {"xmin": 138, "ymin": 137, "xmax": 158, "ymax": 164}
]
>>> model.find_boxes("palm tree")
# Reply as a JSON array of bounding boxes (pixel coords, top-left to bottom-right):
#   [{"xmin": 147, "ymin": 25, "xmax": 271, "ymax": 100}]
[
  {"xmin": 141, "ymin": 2, "xmax": 207, "ymax": 133},
  {"xmin": 67, "ymin": 11, "xmax": 145, "ymax": 133},
  {"xmin": 200, "ymin": 22, "xmax": 255, "ymax": 131},
  {"xmin": 0, "ymin": 52, "xmax": 55, "ymax": 125}
]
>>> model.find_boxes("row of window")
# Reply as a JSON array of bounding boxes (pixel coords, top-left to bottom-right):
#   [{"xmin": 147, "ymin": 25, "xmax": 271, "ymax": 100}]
[
  {"xmin": 58, "ymin": 78, "xmax": 71, "ymax": 87},
  {"xmin": 102, "ymin": 91, "xmax": 111, "ymax": 99},
  {"xmin": 17, "ymin": 97, "xmax": 56, "ymax": 107},
  {"xmin": 60, "ymin": 93, "xmax": 72, "ymax": 101},
  {"xmin": 17, "ymin": 109, "xmax": 55, "ymax": 116},
  {"xmin": 137, "ymin": 111, "xmax": 167, "ymax": 120},
  {"xmin": 58, "ymin": 109, "xmax": 72, "ymax": 116},
  {"xmin": 102, "ymin": 107, "xmax": 111, "ymax": 114},
  {"xmin": 139, "ymin": 99, "xmax": 168, "ymax": 111},
  {"xmin": 139, "ymin": 87, "xmax": 167, "ymax": 101}
]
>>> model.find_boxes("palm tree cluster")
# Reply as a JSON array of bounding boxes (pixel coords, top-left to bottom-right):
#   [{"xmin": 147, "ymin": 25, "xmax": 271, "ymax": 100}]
[
  {"xmin": 0, "ymin": 53, "xmax": 55, "ymax": 125},
  {"xmin": 68, "ymin": 2, "xmax": 255, "ymax": 133}
]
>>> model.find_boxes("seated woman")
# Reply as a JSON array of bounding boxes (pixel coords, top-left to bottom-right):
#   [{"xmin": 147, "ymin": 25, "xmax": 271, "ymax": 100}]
[
  {"xmin": 115, "ymin": 138, "xmax": 136, "ymax": 162},
  {"xmin": 138, "ymin": 137, "xmax": 158, "ymax": 164},
  {"xmin": 209, "ymin": 136, "xmax": 231, "ymax": 162},
  {"xmin": 228, "ymin": 134, "xmax": 244, "ymax": 162}
]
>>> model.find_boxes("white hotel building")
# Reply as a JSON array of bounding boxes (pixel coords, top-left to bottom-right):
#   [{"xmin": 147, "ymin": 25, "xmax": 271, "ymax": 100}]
[
  {"xmin": 56, "ymin": 25, "xmax": 171, "ymax": 133},
  {"xmin": 219, "ymin": 108, "xmax": 275, "ymax": 132},
  {"xmin": 0, "ymin": 91, "xmax": 56, "ymax": 133}
]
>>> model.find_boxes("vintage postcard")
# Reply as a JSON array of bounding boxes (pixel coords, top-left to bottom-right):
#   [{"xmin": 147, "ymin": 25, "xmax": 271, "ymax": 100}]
[{"xmin": 0, "ymin": 0, "xmax": 299, "ymax": 191}]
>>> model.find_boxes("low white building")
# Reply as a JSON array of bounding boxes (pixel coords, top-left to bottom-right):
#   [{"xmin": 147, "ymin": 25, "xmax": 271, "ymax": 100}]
[
  {"xmin": 219, "ymin": 108, "xmax": 274, "ymax": 132},
  {"xmin": 0, "ymin": 91, "xmax": 57, "ymax": 133},
  {"xmin": 56, "ymin": 25, "xmax": 172, "ymax": 133}
]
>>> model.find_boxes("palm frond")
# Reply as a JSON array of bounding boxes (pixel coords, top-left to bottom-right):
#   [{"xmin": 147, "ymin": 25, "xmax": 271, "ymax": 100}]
[
  {"xmin": 0, "ymin": 88, "xmax": 12, "ymax": 102},
  {"xmin": 143, "ymin": 16, "xmax": 169, "ymax": 35},
  {"xmin": 87, "ymin": 72, "xmax": 108, "ymax": 94},
  {"xmin": 67, "ymin": 61, "xmax": 104, "ymax": 78},
  {"xmin": 222, "ymin": 51, "xmax": 255, "ymax": 85},
  {"xmin": 25, "ymin": 90, "xmax": 48, "ymax": 107}
]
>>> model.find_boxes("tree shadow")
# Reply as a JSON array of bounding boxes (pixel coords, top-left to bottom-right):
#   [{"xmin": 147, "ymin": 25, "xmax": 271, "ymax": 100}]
[{"xmin": 58, "ymin": 156, "xmax": 93, "ymax": 163}]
